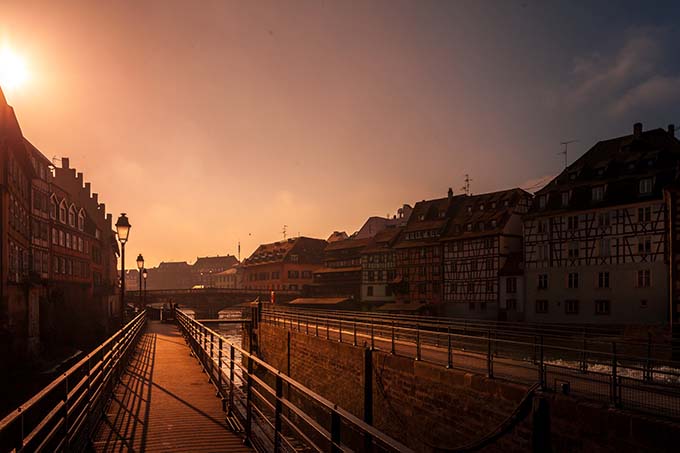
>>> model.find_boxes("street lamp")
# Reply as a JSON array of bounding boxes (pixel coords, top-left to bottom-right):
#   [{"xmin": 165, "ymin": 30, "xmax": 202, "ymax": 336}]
[
  {"xmin": 115, "ymin": 213, "xmax": 131, "ymax": 326},
  {"xmin": 136, "ymin": 253, "xmax": 144, "ymax": 306},
  {"xmin": 142, "ymin": 268, "xmax": 148, "ymax": 307}
]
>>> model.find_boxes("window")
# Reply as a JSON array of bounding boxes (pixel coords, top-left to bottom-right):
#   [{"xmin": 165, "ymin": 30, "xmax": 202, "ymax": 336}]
[
  {"xmin": 568, "ymin": 242, "xmax": 579, "ymax": 259},
  {"xmin": 598, "ymin": 212, "xmax": 610, "ymax": 228},
  {"xmin": 59, "ymin": 201, "xmax": 67, "ymax": 223},
  {"xmin": 637, "ymin": 270, "xmax": 651, "ymax": 288},
  {"xmin": 538, "ymin": 221, "xmax": 547, "ymax": 234},
  {"xmin": 506, "ymin": 277, "xmax": 517, "ymax": 294},
  {"xmin": 638, "ymin": 237, "xmax": 652, "ymax": 254},
  {"xmin": 639, "ymin": 178, "xmax": 653, "ymax": 194},
  {"xmin": 480, "ymin": 302, "xmax": 487, "ymax": 312},
  {"xmin": 288, "ymin": 270, "xmax": 299, "ymax": 279},
  {"xmin": 565, "ymin": 300, "xmax": 579, "ymax": 314},
  {"xmin": 68, "ymin": 207, "xmax": 76, "ymax": 227},
  {"xmin": 78, "ymin": 211, "xmax": 85, "ymax": 231},
  {"xmin": 418, "ymin": 283, "xmax": 427, "ymax": 294},
  {"xmin": 386, "ymin": 285, "xmax": 393, "ymax": 296},
  {"xmin": 289, "ymin": 254, "xmax": 299, "ymax": 263},
  {"xmin": 591, "ymin": 186, "xmax": 604, "ymax": 202},
  {"xmin": 52, "ymin": 228, "xmax": 58, "ymax": 245},
  {"xmin": 368, "ymin": 270, "xmax": 375, "ymax": 281},
  {"xmin": 638, "ymin": 207, "xmax": 651, "ymax": 223},
  {"xmin": 561, "ymin": 191, "xmax": 570, "ymax": 207},
  {"xmin": 367, "ymin": 286, "xmax": 373, "ymax": 296},
  {"xmin": 538, "ymin": 196, "xmax": 546, "ymax": 209},
  {"xmin": 599, "ymin": 239, "xmax": 610, "ymax": 257},
  {"xmin": 595, "ymin": 300, "xmax": 610, "ymax": 315},
  {"xmin": 598, "ymin": 271, "xmax": 610, "ymax": 289},
  {"xmin": 468, "ymin": 302, "xmax": 475, "ymax": 311},
  {"xmin": 567, "ymin": 216, "xmax": 578, "ymax": 230},
  {"xmin": 50, "ymin": 198, "xmax": 57, "ymax": 219},
  {"xmin": 432, "ymin": 282, "xmax": 440, "ymax": 294},
  {"xmin": 537, "ymin": 243, "xmax": 549, "ymax": 261},
  {"xmin": 538, "ymin": 274, "xmax": 548, "ymax": 289},
  {"xmin": 535, "ymin": 300, "xmax": 548, "ymax": 313},
  {"xmin": 505, "ymin": 299, "xmax": 517, "ymax": 311},
  {"xmin": 289, "ymin": 284, "xmax": 298, "ymax": 290},
  {"xmin": 466, "ymin": 224, "xmax": 472, "ymax": 231},
  {"xmin": 568, "ymin": 272, "xmax": 579, "ymax": 288},
  {"xmin": 301, "ymin": 270, "xmax": 311, "ymax": 279}
]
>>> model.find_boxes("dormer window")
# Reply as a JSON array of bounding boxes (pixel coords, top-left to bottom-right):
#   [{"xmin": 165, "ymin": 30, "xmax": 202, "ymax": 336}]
[
  {"xmin": 491, "ymin": 220, "xmax": 497, "ymax": 228},
  {"xmin": 491, "ymin": 202, "xmax": 496, "ymax": 209},
  {"xmin": 59, "ymin": 200, "xmax": 67, "ymax": 223},
  {"xmin": 538, "ymin": 195, "xmax": 546, "ymax": 209},
  {"xmin": 596, "ymin": 167, "xmax": 605, "ymax": 176},
  {"xmin": 68, "ymin": 205, "xmax": 76, "ymax": 227},
  {"xmin": 639, "ymin": 178, "xmax": 653, "ymax": 195},
  {"xmin": 50, "ymin": 196, "xmax": 57, "ymax": 219},
  {"xmin": 479, "ymin": 204, "xmax": 485, "ymax": 211},
  {"xmin": 466, "ymin": 223, "xmax": 472, "ymax": 231},
  {"xmin": 418, "ymin": 214, "xmax": 425, "ymax": 221},
  {"xmin": 503, "ymin": 200, "xmax": 509, "ymax": 207},
  {"xmin": 561, "ymin": 192, "xmax": 570, "ymax": 207},
  {"xmin": 569, "ymin": 172, "xmax": 577, "ymax": 181},
  {"xmin": 592, "ymin": 186, "xmax": 604, "ymax": 202},
  {"xmin": 478, "ymin": 222, "xmax": 485, "ymax": 231},
  {"xmin": 78, "ymin": 209, "xmax": 85, "ymax": 231},
  {"xmin": 467, "ymin": 206, "xmax": 472, "ymax": 213},
  {"xmin": 439, "ymin": 211, "xmax": 446, "ymax": 218}
]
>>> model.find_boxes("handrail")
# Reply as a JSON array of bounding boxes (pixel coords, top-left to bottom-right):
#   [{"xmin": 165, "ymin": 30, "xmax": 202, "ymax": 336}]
[
  {"xmin": 0, "ymin": 311, "xmax": 147, "ymax": 452},
  {"xmin": 175, "ymin": 308, "xmax": 413, "ymax": 453},
  {"xmin": 261, "ymin": 306, "xmax": 680, "ymax": 421}
]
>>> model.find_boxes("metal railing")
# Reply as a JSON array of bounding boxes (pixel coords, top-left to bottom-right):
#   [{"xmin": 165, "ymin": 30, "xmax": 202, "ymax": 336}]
[
  {"xmin": 0, "ymin": 311, "xmax": 147, "ymax": 453},
  {"xmin": 261, "ymin": 306, "xmax": 680, "ymax": 420},
  {"xmin": 175, "ymin": 309, "xmax": 413, "ymax": 453}
]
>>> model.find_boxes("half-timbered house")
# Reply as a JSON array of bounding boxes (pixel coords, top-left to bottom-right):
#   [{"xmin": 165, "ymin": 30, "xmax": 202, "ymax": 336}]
[
  {"xmin": 525, "ymin": 123, "xmax": 680, "ymax": 324},
  {"xmin": 440, "ymin": 189, "xmax": 531, "ymax": 319}
]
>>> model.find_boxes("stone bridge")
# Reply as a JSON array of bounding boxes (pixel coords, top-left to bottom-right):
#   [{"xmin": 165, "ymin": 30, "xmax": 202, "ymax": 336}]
[{"xmin": 125, "ymin": 288, "xmax": 301, "ymax": 318}]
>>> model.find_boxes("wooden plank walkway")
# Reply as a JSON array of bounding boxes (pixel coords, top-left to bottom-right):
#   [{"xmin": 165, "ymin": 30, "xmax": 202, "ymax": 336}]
[{"xmin": 91, "ymin": 321, "xmax": 250, "ymax": 452}]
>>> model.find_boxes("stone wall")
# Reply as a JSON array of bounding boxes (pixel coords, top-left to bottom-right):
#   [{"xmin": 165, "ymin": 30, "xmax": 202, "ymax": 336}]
[{"xmin": 256, "ymin": 323, "xmax": 680, "ymax": 452}]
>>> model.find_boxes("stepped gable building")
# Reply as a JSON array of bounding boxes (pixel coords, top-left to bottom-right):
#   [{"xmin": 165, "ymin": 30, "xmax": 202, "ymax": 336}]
[
  {"xmin": 242, "ymin": 237, "xmax": 326, "ymax": 291},
  {"xmin": 308, "ymin": 237, "xmax": 373, "ymax": 301},
  {"xmin": 524, "ymin": 123, "xmax": 680, "ymax": 324},
  {"xmin": 392, "ymin": 190, "xmax": 461, "ymax": 311},
  {"xmin": 361, "ymin": 226, "xmax": 402, "ymax": 305},
  {"xmin": 440, "ymin": 188, "xmax": 531, "ymax": 319},
  {"xmin": 192, "ymin": 254, "xmax": 239, "ymax": 287},
  {"xmin": 147, "ymin": 261, "xmax": 193, "ymax": 290}
]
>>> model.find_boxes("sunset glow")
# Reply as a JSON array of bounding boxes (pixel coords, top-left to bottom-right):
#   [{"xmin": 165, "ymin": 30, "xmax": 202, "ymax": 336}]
[{"xmin": 0, "ymin": 46, "xmax": 28, "ymax": 92}]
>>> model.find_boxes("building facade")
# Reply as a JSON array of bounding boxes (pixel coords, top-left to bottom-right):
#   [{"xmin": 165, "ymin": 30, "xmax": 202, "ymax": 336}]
[
  {"xmin": 441, "ymin": 189, "xmax": 531, "ymax": 319},
  {"xmin": 241, "ymin": 237, "xmax": 326, "ymax": 291},
  {"xmin": 309, "ymin": 237, "xmax": 371, "ymax": 301},
  {"xmin": 524, "ymin": 123, "xmax": 680, "ymax": 324},
  {"xmin": 360, "ymin": 227, "xmax": 402, "ymax": 304}
]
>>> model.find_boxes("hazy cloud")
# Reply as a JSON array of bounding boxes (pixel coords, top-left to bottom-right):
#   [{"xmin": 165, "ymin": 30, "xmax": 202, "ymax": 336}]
[{"xmin": 609, "ymin": 75, "xmax": 680, "ymax": 116}]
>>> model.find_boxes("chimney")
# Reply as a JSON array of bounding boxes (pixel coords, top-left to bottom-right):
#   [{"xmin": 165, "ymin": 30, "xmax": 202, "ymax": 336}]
[
  {"xmin": 62, "ymin": 157, "xmax": 70, "ymax": 169},
  {"xmin": 633, "ymin": 122, "xmax": 643, "ymax": 138},
  {"xmin": 669, "ymin": 124, "xmax": 676, "ymax": 138},
  {"xmin": 447, "ymin": 187, "xmax": 453, "ymax": 200}
]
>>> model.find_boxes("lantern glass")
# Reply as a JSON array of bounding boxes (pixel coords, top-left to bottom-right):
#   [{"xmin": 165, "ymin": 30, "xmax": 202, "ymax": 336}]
[
  {"xmin": 136, "ymin": 253, "xmax": 144, "ymax": 270},
  {"xmin": 115, "ymin": 213, "xmax": 131, "ymax": 244}
]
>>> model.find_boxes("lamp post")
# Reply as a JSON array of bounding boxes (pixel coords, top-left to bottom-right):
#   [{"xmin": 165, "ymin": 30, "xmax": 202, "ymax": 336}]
[
  {"xmin": 115, "ymin": 213, "xmax": 131, "ymax": 326},
  {"xmin": 142, "ymin": 268, "xmax": 148, "ymax": 308},
  {"xmin": 136, "ymin": 253, "xmax": 144, "ymax": 309}
]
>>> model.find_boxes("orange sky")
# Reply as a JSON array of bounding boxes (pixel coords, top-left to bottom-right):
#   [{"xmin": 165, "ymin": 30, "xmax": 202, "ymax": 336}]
[{"xmin": 3, "ymin": 1, "xmax": 679, "ymax": 267}]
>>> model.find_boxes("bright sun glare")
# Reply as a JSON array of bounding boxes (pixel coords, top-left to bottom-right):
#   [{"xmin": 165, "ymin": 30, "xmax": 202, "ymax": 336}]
[{"xmin": 0, "ymin": 46, "xmax": 28, "ymax": 92}]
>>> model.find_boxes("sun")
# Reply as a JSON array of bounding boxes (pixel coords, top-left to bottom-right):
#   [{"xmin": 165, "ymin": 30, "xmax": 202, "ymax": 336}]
[{"xmin": 0, "ymin": 46, "xmax": 28, "ymax": 92}]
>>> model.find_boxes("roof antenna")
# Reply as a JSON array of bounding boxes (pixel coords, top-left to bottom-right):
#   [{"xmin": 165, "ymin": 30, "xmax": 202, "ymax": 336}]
[
  {"xmin": 461, "ymin": 174, "xmax": 472, "ymax": 196},
  {"xmin": 282, "ymin": 224, "xmax": 288, "ymax": 240},
  {"xmin": 559, "ymin": 140, "xmax": 578, "ymax": 169}
]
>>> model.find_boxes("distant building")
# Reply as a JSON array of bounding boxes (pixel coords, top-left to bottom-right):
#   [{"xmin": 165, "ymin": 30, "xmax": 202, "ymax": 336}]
[
  {"xmin": 524, "ymin": 123, "xmax": 680, "ymax": 324},
  {"xmin": 308, "ymin": 237, "xmax": 373, "ymax": 301},
  {"xmin": 353, "ymin": 204, "xmax": 412, "ymax": 239},
  {"xmin": 215, "ymin": 266, "xmax": 242, "ymax": 289},
  {"xmin": 327, "ymin": 231, "xmax": 349, "ymax": 243},
  {"xmin": 392, "ymin": 192, "xmax": 458, "ymax": 312},
  {"xmin": 361, "ymin": 227, "xmax": 402, "ymax": 304},
  {"xmin": 241, "ymin": 237, "xmax": 326, "ymax": 291},
  {"xmin": 441, "ymin": 188, "xmax": 531, "ymax": 319},
  {"xmin": 148, "ymin": 261, "xmax": 193, "ymax": 290},
  {"xmin": 192, "ymin": 255, "xmax": 239, "ymax": 287}
]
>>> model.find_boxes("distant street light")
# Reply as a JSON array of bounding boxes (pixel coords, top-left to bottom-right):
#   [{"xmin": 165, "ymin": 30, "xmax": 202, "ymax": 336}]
[
  {"xmin": 137, "ymin": 253, "xmax": 144, "ymax": 309},
  {"xmin": 142, "ymin": 268, "xmax": 148, "ymax": 308},
  {"xmin": 115, "ymin": 213, "xmax": 131, "ymax": 326}
]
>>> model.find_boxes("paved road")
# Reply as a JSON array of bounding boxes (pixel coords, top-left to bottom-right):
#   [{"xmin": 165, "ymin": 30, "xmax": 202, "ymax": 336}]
[{"xmin": 91, "ymin": 321, "xmax": 251, "ymax": 452}]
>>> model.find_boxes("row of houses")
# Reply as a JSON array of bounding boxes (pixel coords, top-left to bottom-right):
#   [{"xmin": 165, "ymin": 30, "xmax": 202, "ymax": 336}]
[
  {"xmin": 1, "ymin": 87, "xmax": 120, "ymax": 359},
  {"xmin": 238, "ymin": 122, "xmax": 680, "ymax": 325}
]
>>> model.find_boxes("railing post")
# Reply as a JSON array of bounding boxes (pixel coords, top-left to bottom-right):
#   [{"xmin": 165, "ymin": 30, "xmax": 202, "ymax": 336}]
[
  {"xmin": 228, "ymin": 345, "xmax": 235, "ymax": 416},
  {"xmin": 415, "ymin": 324, "xmax": 421, "ymax": 361},
  {"xmin": 645, "ymin": 332, "xmax": 652, "ymax": 382},
  {"xmin": 611, "ymin": 341, "xmax": 618, "ymax": 407},
  {"xmin": 63, "ymin": 374, "xmax": 70, "ymax": 448},
  {"xmin": 487, "ymin": 329, "xmax": 493, "ymax": 378},
  {"xmin": 274, "ymin": 374, "xmax": 283, "ymax": 453},
  {"xmin": 326, "ymin": 318, "xmax": 330, "ymax": 340},
  {"xmin": 370, "ymin": 323, "xmax": 374, "ymax": 350},
  {"xmin": 538, "ymin": 335, "xmax": 544, "ymax": 388},
  {"xmin": 316, "ymin": 317, "xmax": 319, "ymax": 337},
  {"xmin": 353, "ymin": 321, "xmax": 357, "ymax": 347},
  {"xmin": 339, "ymin": 319, "xmax": 343, "ymax": 343},
  {"xmin": 209, "ymin": 332, "xmax": 214, "ymax": 383},
  {"xmin": 447, "ymin": 327, "xmax": 453, "ymax": 369},
  {"xmin": 246, "ymin": 355, "xmax": 253, "ymax": 445},
  {"xmin": 391, "ymin": 321, "xmax": 396, "ymax": 354},
  {"xmin": 331, "ymin": 407, "xmax": 341, "ymax": 453},
  {"xmin": 306, "ymin": 318, "xmax": 309, "ymax": 335},
  {"xmin": 218, "ymin": 337, "xmax": 223, "ymax": 397}
]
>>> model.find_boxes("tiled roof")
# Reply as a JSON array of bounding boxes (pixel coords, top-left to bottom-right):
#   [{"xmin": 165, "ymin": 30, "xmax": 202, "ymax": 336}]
[
  {"xmin": 529, "ymin": 125, "xmax": 680, "ymax": 216},
  {"xmin": 158, "ymin": 261, "xmax": 191, "ymax": 270},
  {"xmin": 193, "ymin": 255, "xmax": 239, "ymax": 269},
  {"xmin": 324, "ymin": 237, "xmax": 373, "ymax": 252},
  {"xmin": 243, "ymin": 236, "xmax": 327, "ymax": 266}
]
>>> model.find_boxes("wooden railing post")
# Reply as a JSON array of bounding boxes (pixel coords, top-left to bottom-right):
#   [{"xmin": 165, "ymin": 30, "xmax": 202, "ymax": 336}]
[
  {"xmin": 228, "ymin": 345, "xmax": 235, "ymax": 416},
  {"xmin": 246, "ymin": 356, "xmax": 254, "ymax": 444},
  {"xmin": 447, "ymin": 327, "xmax": 453, "ymax": 369},
  {"xmin": 331, "ymin": 407, "xmax": 342, "ymax": 453},
  {"xmin": 274, "ymin": 374, "xmax": 283, "ymax": 453}
]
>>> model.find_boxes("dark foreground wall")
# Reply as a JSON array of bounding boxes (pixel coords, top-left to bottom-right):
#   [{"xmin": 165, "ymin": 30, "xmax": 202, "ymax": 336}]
[{"xmin": 255, "ymin": 323, "xmax": 679, "ymax": 452}]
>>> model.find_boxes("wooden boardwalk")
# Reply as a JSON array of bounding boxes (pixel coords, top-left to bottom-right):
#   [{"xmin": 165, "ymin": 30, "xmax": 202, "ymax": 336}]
[{"xmin": 91, "ymin": 321, "xmax": 250, "ymax": 452}]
